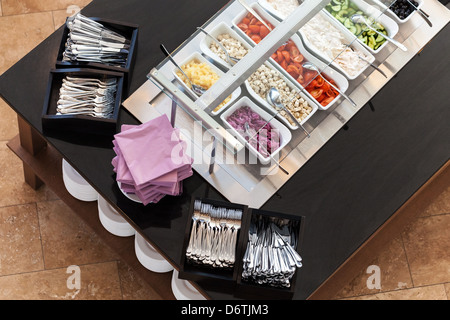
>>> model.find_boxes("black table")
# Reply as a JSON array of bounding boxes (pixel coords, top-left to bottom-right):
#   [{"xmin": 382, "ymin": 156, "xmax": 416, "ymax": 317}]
[{"xmin": 1, "ymin": 0, "xmax": 449, "ymax": 300}]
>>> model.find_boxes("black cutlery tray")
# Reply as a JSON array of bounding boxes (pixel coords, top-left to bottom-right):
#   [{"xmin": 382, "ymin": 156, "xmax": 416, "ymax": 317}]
[
  {"xmin": 41, "ymin": 68, "xmax": 124, "ymax": 136},
  {"xmin": 179, "ymin": 197, "xmax": 305, "ymax": 299}
]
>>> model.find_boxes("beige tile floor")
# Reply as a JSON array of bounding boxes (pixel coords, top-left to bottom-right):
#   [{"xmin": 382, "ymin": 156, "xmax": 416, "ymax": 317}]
[{"xmin": 0, "ymin": 0, "xmax": 449, "ymax": 300}]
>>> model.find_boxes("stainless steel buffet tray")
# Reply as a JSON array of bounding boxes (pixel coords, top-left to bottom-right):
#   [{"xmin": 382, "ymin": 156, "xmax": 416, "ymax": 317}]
[{"xmin": 123, "ymin": 0, "xmax": 450, "ymax": 208}]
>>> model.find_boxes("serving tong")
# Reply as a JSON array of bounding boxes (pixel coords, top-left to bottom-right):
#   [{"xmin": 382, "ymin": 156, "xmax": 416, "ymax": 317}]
[
  {"xmin": 56, "ymin": 76, "xmax": 117, "ymax": 118},
  {"xmin": 242, "ymin": 216, "xmax": 302, "ymax": 288},
  {"xmin": 63, "ymin": 13, "xmax": 130, "ymax": 67},
  {"xmin": 186, "ymin": 200, "xmax": 243, "ymax": 269}
]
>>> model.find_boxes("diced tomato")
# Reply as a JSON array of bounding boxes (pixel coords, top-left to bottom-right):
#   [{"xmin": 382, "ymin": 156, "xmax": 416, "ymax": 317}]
[
  {"xmin": 242, "ymin": 17, "xmax": 250, "ymax": 25},
  {"xmin": 289, "ymin": 46, "xmax": 300, "ymax": 58},
  {"xmin": 320, "ymin": 96, "xmax": 335, "ymax": 106},
  {"xmin": 276, "ymin": 51, "xmax": 283, "ymax": 62},
  {"xmin": 280, "ymin": 59, "xmax": 288, "ymax": 70},
  {"xmin": 248, "ymin": 24, "xmax": 260, "ymax": 34},
  {"xmin": 292, "ymin": 54, "xmax": 304, "ymax": 64},
  {"xmin": 271, "ymin": 53, "xmax": 278, "ymax": 60},
  {"xmin": 251, "ymin": 35, "xmax": 262, "ymax": 43},
  {"xmin": 310, "ymin": 89, "xmax": 323, "ymax": 100},
  {"xmin": 260, "ymin": 26, "xmax": 270, "ymax": 38},
  {"xmin": 321, "ymin": 81, "xmax": 330, "ymax": 92},
  {"xmin": 316, "ymin": 76, "xmax": 324, "ymax": 87},
  {"xmin": 237, "ymin": 23, "xmax": 248, "ymax": 32},
  {"xmin": 281, "ymin": 51, "xmax": 290, "ymax": 62},
  {"xmin": 278, "ymin": 43, "xmax": 287, "ymax": 51},
  {"xmin": 286, "ymin": 64, "xmax": 300, "ymax": 79}
]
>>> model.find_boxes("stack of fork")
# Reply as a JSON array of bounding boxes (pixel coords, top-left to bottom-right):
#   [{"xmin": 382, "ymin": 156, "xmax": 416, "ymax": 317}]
[
  {"xmin": 186, "ymin": 200, "xmax": 243, "ymax": 269},
  {"xmin": 62, "ymin": 13, "xmax": 130, "ymax": 67},
  {"xmin": 56, "ymin": 76, "xmax": 117, "ymax": 118}
]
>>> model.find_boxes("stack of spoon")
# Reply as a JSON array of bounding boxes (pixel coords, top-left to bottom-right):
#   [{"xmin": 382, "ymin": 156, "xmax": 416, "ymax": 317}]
[{"xmin": 62, "ymin": 13, "xmax": 130, "ymax": 67}]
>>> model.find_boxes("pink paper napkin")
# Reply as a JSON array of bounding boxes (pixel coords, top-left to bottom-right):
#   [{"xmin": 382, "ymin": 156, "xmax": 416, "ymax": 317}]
[{"xmin": 111, "ymin": 114, "xmax": 193, "ymax": 205}]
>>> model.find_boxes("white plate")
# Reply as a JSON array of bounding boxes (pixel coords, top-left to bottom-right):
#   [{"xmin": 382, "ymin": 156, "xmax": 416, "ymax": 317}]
[
  {"xmin": 171, "ymin": 51, "xmax": 241, "ymax": 115},
  {"xmin": 371, "ymin": 0, "xmax": 423, "ymax": 24},
  {"xmin": 135, "ymin": 233, "xmax": 174, "ymax": 273},
  {"xmin": 298, "ymin": 10, "xmax": 375, "ymax": 80},
  {"xmin": 171, "ymin": 269, "xmax": 206, "ymax": 300},
  {"xmin": 117, "ymin": 181, "xmax": 142, "ymax": 203},
  {"xmin": 62, "ymin": 159, "xmax": 98, "ymax": 202},
  {"xmin": 243, "ymin": 61, "xmax": 318, "ymax": 130},
  {"xmin": 323, "ymin": 0, "xmax": 399, "ymax": 55},
  {"xmin": 220, "ymin": 96, "xmax": 292, "ymax": 165},
  {"xmin": 98, "ymin": 195, "xmax": 135, "ymax": 237},
  {"xmin": 199, "ymin": 21, "xmax": 253, "ymax": 70}
]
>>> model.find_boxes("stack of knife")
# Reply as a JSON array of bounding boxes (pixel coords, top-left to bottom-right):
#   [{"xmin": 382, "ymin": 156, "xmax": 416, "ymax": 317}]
[{"xmin": 62, "ymin": 13, "xmax": 130, "ymax": 67}]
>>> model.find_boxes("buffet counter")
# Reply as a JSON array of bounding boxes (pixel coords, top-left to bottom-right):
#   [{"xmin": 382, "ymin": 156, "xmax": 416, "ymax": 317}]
[{"xmin": 0, "ymin": 0, "xmax": 449, "ymax": 300}]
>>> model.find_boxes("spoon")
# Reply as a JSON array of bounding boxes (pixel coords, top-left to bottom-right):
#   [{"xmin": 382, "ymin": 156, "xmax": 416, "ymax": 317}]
[
  {"xmin": 405, "ymin": 0, "xmax": 432, "ymax": 27},
  {"xmin": 237, "ymin": 0, "xmax": 273, "ymax": 32},
  {"xmin": 302, "ymin": 62, "xmax": 357, "ymax": 107},
  {"xmin": 351, "ymin": 14, "xmax": 407, "ymax": 51},
  {"xmin": 244, "ymin": 122, "xmax": 289, "ymax": 175},
  {"xmin": 266, "ymin": 88, "xmax": 310, "ymax": 138},
  {"xmin": 196, "ymin": 27, "xmax": 239, "ymax": 67},
  {"xmin": 160, "ymin": 44, "xmax": 207, "ymax": 97}
]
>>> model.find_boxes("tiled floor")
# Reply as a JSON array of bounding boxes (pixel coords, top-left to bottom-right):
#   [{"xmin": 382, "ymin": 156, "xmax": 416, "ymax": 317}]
[{"xmin": 0, "ymin": 0, "xmax": 449, "ymax": 300}]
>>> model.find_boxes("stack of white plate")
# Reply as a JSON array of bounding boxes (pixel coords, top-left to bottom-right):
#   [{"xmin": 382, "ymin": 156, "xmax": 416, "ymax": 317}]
[
  {"xmin": 98, "ymin": 195, "xmax": 135, "ymax": 237},
  {"xmin": 62, "ymin": 159, "xmax": 98, "ymax": 202},
  {"xmin": 171, "ymin": 269, "xmax": 206, "ymax": 300},
  {"xmin": 135, "ymin": 233, "xmax": 174, "ymax": 273}
]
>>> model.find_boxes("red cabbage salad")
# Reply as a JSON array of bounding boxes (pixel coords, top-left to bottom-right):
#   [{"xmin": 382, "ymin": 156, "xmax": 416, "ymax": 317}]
[{"xmin": 226, "ymin": 106, "xmax": 281, "ymax": 158}]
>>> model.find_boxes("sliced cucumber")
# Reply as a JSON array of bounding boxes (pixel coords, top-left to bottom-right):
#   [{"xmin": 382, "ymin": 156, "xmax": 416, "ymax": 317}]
[{"xmin": 331, "ymin": 4, "xmax": 341, "ymax": 11}]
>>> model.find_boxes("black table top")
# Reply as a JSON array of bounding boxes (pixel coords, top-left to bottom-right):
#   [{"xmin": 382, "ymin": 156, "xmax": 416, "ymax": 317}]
[{"xmin": 0, "ymin": 0, "xmax": 449, "ymax": 300}]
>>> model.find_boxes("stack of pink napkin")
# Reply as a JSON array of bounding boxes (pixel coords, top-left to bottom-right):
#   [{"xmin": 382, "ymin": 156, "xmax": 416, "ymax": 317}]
[{"xmin": 112, "ymin": 115, "xmax": 193, "ymax": 205}]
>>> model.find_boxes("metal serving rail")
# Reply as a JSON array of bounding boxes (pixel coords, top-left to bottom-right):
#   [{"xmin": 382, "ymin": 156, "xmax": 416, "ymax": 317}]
[{"xmin": 123, "ymin": 0, "xmax": 450, "ymax": 209}]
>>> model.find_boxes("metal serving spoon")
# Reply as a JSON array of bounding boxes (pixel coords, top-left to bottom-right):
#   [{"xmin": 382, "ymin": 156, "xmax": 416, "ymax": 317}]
[
  {"xmin": 351, "ymin": 14, "xmax": 407, "ymax": 51},
  {"xmin": 196, "ymin": 27, "xmax": 239, "ymax": 67},
  {"xmin": 406, "ymin": 0, "xmax": 432, "ymax": 27},
  {"xmin": 160, "ymin": 44, "xmax": 207, "ymax": 97},
  {"xmin": 302, "ymin": 62, "xmax": 357, "ymax": 107},
  {"xmin": 266, "ymin": 87, "xmax": 310, "ymax": 138}
]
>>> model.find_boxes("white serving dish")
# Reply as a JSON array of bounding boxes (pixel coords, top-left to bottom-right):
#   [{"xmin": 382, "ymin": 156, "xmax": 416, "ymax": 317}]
[
  {"xmin": 370, "ymin": 0, "xmax": 423, "ymax": 24},
  {"xmin": 244, "ymin": 61, "xmax": 318, "ymax": 130},
  {"xmin": 257, "ymin": 0, "xmax": 301, "ymax": 20},
  {"xmin": 199, "ymin": 21, "xmax": 253, "ymax": 70},
  {"xmin": 172, "ymin": 51, "xmax": 241, "ymax": 115},
  {"xmin": 220, "ymin": 96, "xmax": 292, "ymax": 164},
  {"xmin": 323, "ymin": 0, "xmax": 399, "ymax": 55},
  {"xmin": 232, "ymin": 2, "xmax": 280, "ymax": 45},
  {"xmin": 270, "ymin": 34, "xmax": 349, "ymax": 111},
  {"xmin": 298, "ymin": 10, "xmax": 375, "ymax": 80}
]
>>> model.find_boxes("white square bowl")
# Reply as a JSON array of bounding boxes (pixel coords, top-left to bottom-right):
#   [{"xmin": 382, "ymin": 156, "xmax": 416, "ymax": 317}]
[
  {"xmin": 270, "ymin": 34, "xmax": 349, "ymax": 111},
  {"xmin": 298, "ymin": 10, "xmax": 376, "ymax": 80},
  {"xmin": 171, "ymin": 51, "xmax": 241, "ymax": 115},
  {"xmin": 220, "ymin": 96, "xmax": 292, "ymax": 164},
  {"xmin": 244, "ymin": 61, "xmax": 318, "ymax": 131},
  {"xmin": 371, "ymin": 0, "xmax": 423, "ymax": 24},
  {"xmin": 323, "ymin": 0, "xmax": 399, "ymax": 55},
  {"xmin": 199, "ymin": 21, "xmax": 253, "ymax": 70}
]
